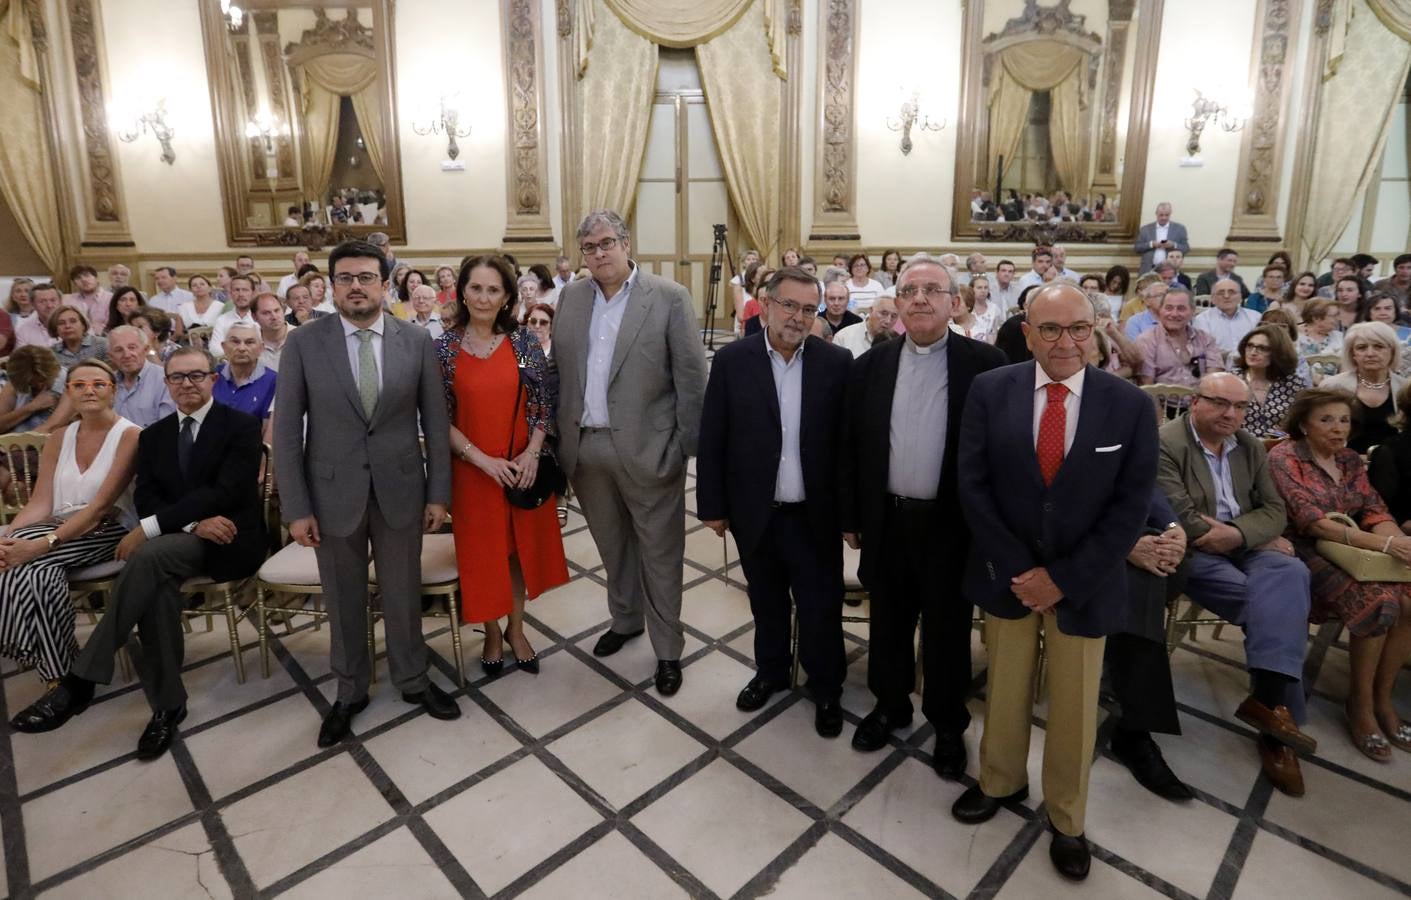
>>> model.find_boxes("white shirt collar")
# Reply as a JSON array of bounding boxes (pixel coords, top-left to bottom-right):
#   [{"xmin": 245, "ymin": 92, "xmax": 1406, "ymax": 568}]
[
  {"xmin": 179, "ymin": 396, "xmax": 215, "ymax": 426},
  {"xmin": 905, "ymin": 332, "xmax": 948, "ymax": 355},
  {"xmin": 1034, "ymin": 363, "xmax": 1087, "ymax": 399},
  {"xmin": 764, "ymin": 333, "xmax": 805, "ymax": 364},
  {"xmin": 592, "ymin": 262, "xmax": 637, "ymax": 302},
  {"xmin": 341, "ymin": 313, "xmax": 385, "ymax": 336}
]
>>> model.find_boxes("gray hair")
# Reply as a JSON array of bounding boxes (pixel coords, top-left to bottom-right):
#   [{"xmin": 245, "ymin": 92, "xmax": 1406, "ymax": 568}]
[
  {"xmin": 575, "ymin": 209, "xmax": 630, "ymax": 244},
  {"xmin": 1342, "ymin": 321, "xmax": 1402, "ymax": 373},
  {"xmin": 821, "ymin": 267, "xmax": 850, "ymax": 286},
  {"xmin": 223, "ymin": 322, "xmax": 261, "ymax": 343},
  {"xmin": 1163, "ymin": 284, "xmax": 1193, "ymax": 306},
  {"xmin": 106, "ymin": 324, "xmax": 144, "ymax": 344},
  {"xmin": 366, "ymin": 232, "xmax": 390, "ymax": 247}
]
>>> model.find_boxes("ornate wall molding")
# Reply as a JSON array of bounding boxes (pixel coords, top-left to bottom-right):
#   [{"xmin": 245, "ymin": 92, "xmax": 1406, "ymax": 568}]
[
  {"xmin": 60, "ymin": 0, "xmax": 130, "ymax": 246},
  {"xmin": 779, "ymin": 0, "xmax": 803, "ymax": 252},
  {"xmin": 1092, "ymin": 0, "xmax": 1134, "ymax": 190},
  {"xmin": 810, "ymin": 0, "xmax": 860, "ymax": 242},
  {"xmin": 501, "ymin": 0, "xmax": 554, "ymax": 244},
  {"xmin": 1226, "ymin": 0, "xmax": 1299, "ymax": 243}
]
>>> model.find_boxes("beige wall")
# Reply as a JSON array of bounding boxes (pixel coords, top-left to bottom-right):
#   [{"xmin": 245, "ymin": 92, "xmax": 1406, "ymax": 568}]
[{"xmin": 95, "ymin": 0, "xmax": 509, "ymax": 260}]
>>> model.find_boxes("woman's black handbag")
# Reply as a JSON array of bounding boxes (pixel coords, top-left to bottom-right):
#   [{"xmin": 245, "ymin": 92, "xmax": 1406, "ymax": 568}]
[{"xmin": 503, "ymin": 376, "xmax": 566, "ymax": 510}]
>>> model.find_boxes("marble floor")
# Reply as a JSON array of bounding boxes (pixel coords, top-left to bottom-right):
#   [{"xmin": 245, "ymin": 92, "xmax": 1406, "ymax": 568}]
[{"xmin": 1, "ymin": 470, "xmax": 1409, "ymax": 899}]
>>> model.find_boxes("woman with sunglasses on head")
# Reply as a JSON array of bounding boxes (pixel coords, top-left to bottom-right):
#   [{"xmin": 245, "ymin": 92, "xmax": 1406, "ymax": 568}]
[{"xmin": 0, "ymin": 358, "xmax": 139, "ymax": 695}]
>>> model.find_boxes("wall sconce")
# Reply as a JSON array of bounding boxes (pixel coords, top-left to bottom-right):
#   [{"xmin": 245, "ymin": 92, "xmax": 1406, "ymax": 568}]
[
  {"xmin": 112, "ymin": 98, "xmax": 176, "ymax": 165},
  {"xmin": 219, "ymin": 0, "xmax": 244, "ymax": 30},
  {"xmin": 412, "ymin": 96, "xmax": 472, "ymax": 161},
  {"xmin": 1183, "ymin": 89, "xmax": 1249, "ymax": 158},
  {"xmin": 244, "ymin": 109, "xmax": 288, "ymax": 154},
  {"xmin": 885, "ymin": 92, "xmax": 944, "ymax": 156}
]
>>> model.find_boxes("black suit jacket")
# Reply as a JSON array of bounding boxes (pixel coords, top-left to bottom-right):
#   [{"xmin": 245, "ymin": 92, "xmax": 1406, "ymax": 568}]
[
  {"xmin": 839, "ymin": 332, "xmax": 1008, "ymax": 586},
  {"xmin": 135, "ymin": 402, "xmax": 266, "ymax": 582},
  {"xmin": 958, "ymin": 362, "xmax": 1157, "ymax": 637},
  {"xmin": 696, "ymin": 333, "xmax": 852, "ymax": 558}
]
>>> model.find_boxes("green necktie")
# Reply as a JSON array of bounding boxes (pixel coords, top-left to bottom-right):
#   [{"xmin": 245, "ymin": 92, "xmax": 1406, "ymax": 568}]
[{"xmin": 356, "ymin": 329, "xmax": 379, "ymax": 418}]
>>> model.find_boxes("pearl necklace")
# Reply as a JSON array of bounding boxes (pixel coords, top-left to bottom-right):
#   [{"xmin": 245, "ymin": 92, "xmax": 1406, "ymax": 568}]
[{"xmin": 1359, "ymin": 376, "xmax": 1390, "ymax": 390}]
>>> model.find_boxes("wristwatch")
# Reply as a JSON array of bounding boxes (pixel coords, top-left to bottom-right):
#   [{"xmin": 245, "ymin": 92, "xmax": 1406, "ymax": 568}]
[
  {"xmin": 45, "ymin": 533, "xmax": 60, "ymax": 549},
  {"xmin": 1165, "ymin": 521, "xmax": 1180, "ymax": 532}
]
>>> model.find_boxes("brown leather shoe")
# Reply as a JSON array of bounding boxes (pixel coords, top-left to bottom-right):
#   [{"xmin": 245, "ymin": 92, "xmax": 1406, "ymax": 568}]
[
  {"xmin": 1235, "ymin": 696, "xmax": 1317, "ymax": 754},
  {"xmin": 1257, "ymin": 736, "xmax": 1304, "ymax": 797}
]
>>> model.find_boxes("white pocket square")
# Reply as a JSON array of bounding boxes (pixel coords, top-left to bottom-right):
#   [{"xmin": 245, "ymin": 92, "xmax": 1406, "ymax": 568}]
[{"xmin": 1095, "ymin": 444, "xmax": 1123, "ymax": 453}]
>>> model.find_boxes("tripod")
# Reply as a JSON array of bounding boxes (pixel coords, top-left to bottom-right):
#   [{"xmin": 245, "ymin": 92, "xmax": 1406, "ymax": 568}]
[{"xmin": 700, "ymin": 223, "xmax": 738, "ymax": 352}]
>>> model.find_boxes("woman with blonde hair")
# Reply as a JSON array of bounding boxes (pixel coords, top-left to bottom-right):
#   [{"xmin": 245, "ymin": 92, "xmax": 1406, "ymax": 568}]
[{"xmin": 1321, "ymin": 321, "xmax": 1406, "ymax": 453}]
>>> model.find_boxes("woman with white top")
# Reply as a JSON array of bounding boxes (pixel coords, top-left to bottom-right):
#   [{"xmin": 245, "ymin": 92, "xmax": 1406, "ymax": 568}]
[
  {"xmin": 0, "ymin": 358, "xmax": 139, "ymax": 688},
  {"xmin": 845, "ymin": 254, "xmax": 884, "ymax": 311},
  {"xmin": 968, "ymin": 274, "xmax": 1002, "ymax": 342},
  {"xmin": 177, "ymin": 275, "xmax": 223, "ymax": 330}
]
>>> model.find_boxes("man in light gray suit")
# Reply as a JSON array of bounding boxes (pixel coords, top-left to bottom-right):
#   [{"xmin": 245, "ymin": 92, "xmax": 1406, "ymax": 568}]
[
  {"xmin": 553, "ymin": 209, "xmax": 708, "ymax": 695},
  {"xmin": 273, "ymin": 239, "xmax": 459, "ymax": 748},
  {"xmin": 1133, "ymin": 202, "xmax": 1190, "ymax": 273}
]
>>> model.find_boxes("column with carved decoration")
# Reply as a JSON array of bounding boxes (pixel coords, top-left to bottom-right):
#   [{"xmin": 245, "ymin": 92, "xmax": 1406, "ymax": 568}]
[
  {"xmin": 501, "ymin": 0, "xmax": 555, "ymax": 249},
  {"xmin": 809, "ymin": 0, "xmax": 860, "ymax": 246},
  {"xmin": 1226, "ymin": 0, "xmax": 1300, "ymax": 244}
]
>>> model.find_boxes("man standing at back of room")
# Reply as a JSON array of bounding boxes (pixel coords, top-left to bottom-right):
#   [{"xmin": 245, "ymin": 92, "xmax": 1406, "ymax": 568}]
[{"xmin": 552, "ymin": 209, "xmax": 708, "ymax": 696}]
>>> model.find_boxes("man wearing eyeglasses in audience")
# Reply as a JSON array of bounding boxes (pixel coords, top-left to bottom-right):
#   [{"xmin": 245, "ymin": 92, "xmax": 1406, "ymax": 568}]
[
  {"xmin": 1134, "ymin": 286, "xmax": 1226, "ymax": 391},
  {"xmin": 1156, "ymin": 372, "xmax": 1314, "ymax": 797},
  {"xmin": 697, "ymin": 267, "xmax": 853, "ymax": 736},
  {"xmin": 832, "ymin": 295, "xmax": 899, "ymax": 358},
  {"xmin": 11, "ymin": 348, "xmax": 265, "ymax": 760},
  {"xmin": 839, "ymin": 253, "xmax": 1006, "ymax": 773}
]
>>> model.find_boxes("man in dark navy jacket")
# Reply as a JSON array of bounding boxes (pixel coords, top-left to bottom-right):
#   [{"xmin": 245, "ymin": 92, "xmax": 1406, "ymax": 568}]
[
  {"xmin": 697, "ymin": 267, "xmax": 853, "ymax": 737},
  {"xmin": 838, "ymin": 255, "xmax": 1007, "ymax": 773},
  {"xmin": 951, "ymin": 283, "xmax": 1157, "ymax": 881}
]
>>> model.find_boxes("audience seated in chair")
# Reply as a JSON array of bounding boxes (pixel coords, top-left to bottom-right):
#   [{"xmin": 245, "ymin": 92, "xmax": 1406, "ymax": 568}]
[
  {"xmin": 1157, "ymin": 373, "xmax": 1313, "ymax": 797},
  {"xmin": 1135, "ymin": 287, "xmax": 1226, "ymax": 389},
  {"xmin": 1269, "ymin": 388, "xmax": 1411, "ymax": 764},
  {"xmin": 11, "ymin": 348, "xmax": 265, "ymax": 760}
]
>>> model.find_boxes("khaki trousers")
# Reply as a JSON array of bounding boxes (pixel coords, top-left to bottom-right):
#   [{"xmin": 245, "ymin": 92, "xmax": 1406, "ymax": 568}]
[{"xmin": 979, "ymin": 612, "xmax": 1105, "ymax": 836}]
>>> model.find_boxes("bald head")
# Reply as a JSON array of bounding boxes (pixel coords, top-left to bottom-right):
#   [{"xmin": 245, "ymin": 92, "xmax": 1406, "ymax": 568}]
[
  {"xmin": 1024, "ymin": 284, "xmax": 1093, "ymax": 382},
  {"xmin": 1197, "ymin": 372, "xmax": 1249, "ymax": 399},
  {"xmin": 1191, "ymin": 372, "xmax": 1250, "ymax": 441}
]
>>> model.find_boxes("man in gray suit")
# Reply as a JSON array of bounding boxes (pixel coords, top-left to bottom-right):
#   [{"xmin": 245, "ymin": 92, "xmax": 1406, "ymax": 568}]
[
  {"xmin": 1133, "ymin": 202, "xmax": 1190, "ymax": 273},
  {"xmin": 553, "ymin": 210, "xmax": 708, "ymax": 695},
  {"xmin": 273, "ymin": 239, "xmax": 459, "ymax": 747}
]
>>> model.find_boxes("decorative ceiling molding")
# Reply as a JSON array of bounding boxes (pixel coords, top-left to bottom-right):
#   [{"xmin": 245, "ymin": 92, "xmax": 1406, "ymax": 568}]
[{"xmin": 981, "ymin": 0, "xmax": 1103, "ymax": 91}]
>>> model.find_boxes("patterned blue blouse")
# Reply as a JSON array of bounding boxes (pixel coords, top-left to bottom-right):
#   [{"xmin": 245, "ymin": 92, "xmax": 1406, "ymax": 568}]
[{"xmin": 435, "ymin": 326, "xmax": 558, "ymax": 438}]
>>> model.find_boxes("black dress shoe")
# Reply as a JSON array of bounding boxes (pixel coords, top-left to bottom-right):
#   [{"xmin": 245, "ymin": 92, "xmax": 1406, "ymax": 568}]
[
  {"xmin": 815, "ymin": 698, "xmax": 844, "ymax": 738},
  {"xmin": 1111, "ymin": 731, "xmax": 1195, "ymax": 801},
  {"xmin": 318, "ymin": 696, "xmax": 369, "ymax": 748},
  {"xmin": 851, "ymin": 707, "xmax": 912, "ymax": 752},
  {"xmin": 1049, "ymin": 828, "xmax": 1092, "ymax": 881},
  {"xmin": 10, "ymin": 679, "xmax": 94, "ymax": 733},
  {"xmin": 403, "ymin": 682, "xmax": 462, "ymax": 720},
  {"xmin": 480, "ymin": 657, "xmax": 505, "ymax": 677},
  {"xmin": 655, "ymin": 660, "xmax": 683, "ymax": 696},
  {"xmin": 951, "ymin": 784, "xmax": 1029, "ymax": 824},
  {"xmin": 736, "ymin": 676, "xmax": 782, "ymax": 711},
  {"xmin": 931, "ymin": 730, "xmax": 968, "ymax": 781},
  {"xmin": 593, "ymin": 628, "xmax": 644, "ymax": 657},
  {"xmin": 136, "ymin": 705, "xmax": 187, "ymax": 760},
  {"xmin": 514, "ymin": 653, "xmax": 540, "ymax": 675}
]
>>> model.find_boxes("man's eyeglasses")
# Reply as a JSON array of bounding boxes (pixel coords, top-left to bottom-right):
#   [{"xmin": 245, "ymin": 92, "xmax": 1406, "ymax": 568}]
[
  {"xmin": 896, "ymin": 284, "xmax": 953, "ymax": 302},
  {"xmin": 1033, "ymin": 322, "xmax": 1095, "ymax": 342},
  {"xmin": 770, "ymin": 299, "xmax": 818, "ymax": 319},
  {"xmin": 164, "ymin": 371, "xmax": 214, "ymax": 385},
  {"xmin": 579, "ymin": 237, "xmax": 619, "ymax": 257},
  {"xmin": 67, "ymin": 380, "xmax": 112, "ymax": 392},
  {"xmin": 1195, "ymin": 394, "xmax": 1250, "ymax": 413},
  {"xmin": 331, "ymin": 272, "xmax": 382, "ymax": 287}
]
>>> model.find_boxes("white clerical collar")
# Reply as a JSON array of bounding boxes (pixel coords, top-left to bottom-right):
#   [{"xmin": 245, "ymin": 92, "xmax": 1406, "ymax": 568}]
[{"xmin": 905, "ymin": 332, "xmax": 948, "ymax": 355}]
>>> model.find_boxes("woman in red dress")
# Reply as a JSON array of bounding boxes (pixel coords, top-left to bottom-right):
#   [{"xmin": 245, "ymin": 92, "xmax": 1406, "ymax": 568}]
[{"xmin": 435, "ymin": 255, "xmax": 569, "ymax": 676}]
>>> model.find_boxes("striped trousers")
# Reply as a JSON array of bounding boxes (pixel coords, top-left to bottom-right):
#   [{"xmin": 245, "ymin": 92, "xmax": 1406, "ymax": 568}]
[{"xmin": 0, "ymin": 519, "xmax": 127, "ymax": 681}]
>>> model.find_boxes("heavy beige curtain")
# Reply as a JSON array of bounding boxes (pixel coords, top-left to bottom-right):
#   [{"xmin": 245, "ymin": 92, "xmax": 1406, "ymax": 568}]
[
  {"xmin": 576, "ymin": 0, "xmax": 657, "ymax": 217},
  {"xmin": 1047, "ymin": 71, "xmax": 1085, "ymax": 195},
  {"xmin": 697, "ymin": 0, "xmax": 782, "ymax": 259},
  {"xmin": 985, "ymin": 41, "xmax": 1087, "ymax": 189},
  {"xmin": 1297, "ymin": 0, "xmax": 1411, "ymax": 270},
  {"xmin": 296, "ymin": 53, "xmax": 380, "ymax": 194},
  {"xmin": 578, "ymin": 0, "xmax": 786, "ymax": 78},
  {"xmin": 985, "ymin": 67, "xmax": 1031, "ymax": 185},
  {"xmin": 0, "ymin": 0, "xmax": 61, "ymax": 274},
  {"xmin": 1367, "ymin": 0, "xmax": 1411, "ymax": 39}
]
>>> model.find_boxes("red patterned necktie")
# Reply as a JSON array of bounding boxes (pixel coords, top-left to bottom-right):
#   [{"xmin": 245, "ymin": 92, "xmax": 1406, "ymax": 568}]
[{"xmin": 1037, "ymin": 382, "xmax": 1068, "ymax": 486}]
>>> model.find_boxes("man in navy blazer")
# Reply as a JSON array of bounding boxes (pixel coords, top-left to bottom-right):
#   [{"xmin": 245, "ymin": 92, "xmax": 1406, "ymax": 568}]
[
  {"xmin": 951, "ymin": 283, "xmax": 1157, "ymax": 881},
  {"xmin": 838, "ymin": 255, "xmax": 1007, "ymax": 773},
  {"xmin": 697, "ymin": 267, "xmax": 853, "ymax": 736},
  {"xmin": 1133, "ymin": 202, "xmax": 1190, "ymax": 273}
]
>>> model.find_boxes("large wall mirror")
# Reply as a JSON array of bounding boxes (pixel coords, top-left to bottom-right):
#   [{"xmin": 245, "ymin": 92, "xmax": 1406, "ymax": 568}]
[
  {"xmin": 951, "ymin": 0, "xmax": 1164, "ymax": 243},
  {"xmin": 199, "ymin": 0, "xmax": 406, "ymax": 246}
]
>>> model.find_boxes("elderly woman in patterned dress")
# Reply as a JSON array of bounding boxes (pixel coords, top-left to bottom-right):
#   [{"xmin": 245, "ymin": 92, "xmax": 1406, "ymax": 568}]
[{"xmin": 1269, "ymin": 387, "xmax": 1411, "ymax": 762}]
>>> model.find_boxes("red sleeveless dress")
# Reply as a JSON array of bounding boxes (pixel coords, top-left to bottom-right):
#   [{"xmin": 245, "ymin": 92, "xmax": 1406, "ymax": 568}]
[{"xmin": 450, "ymin": 340, "xmax": 569, "ymax": 623}]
